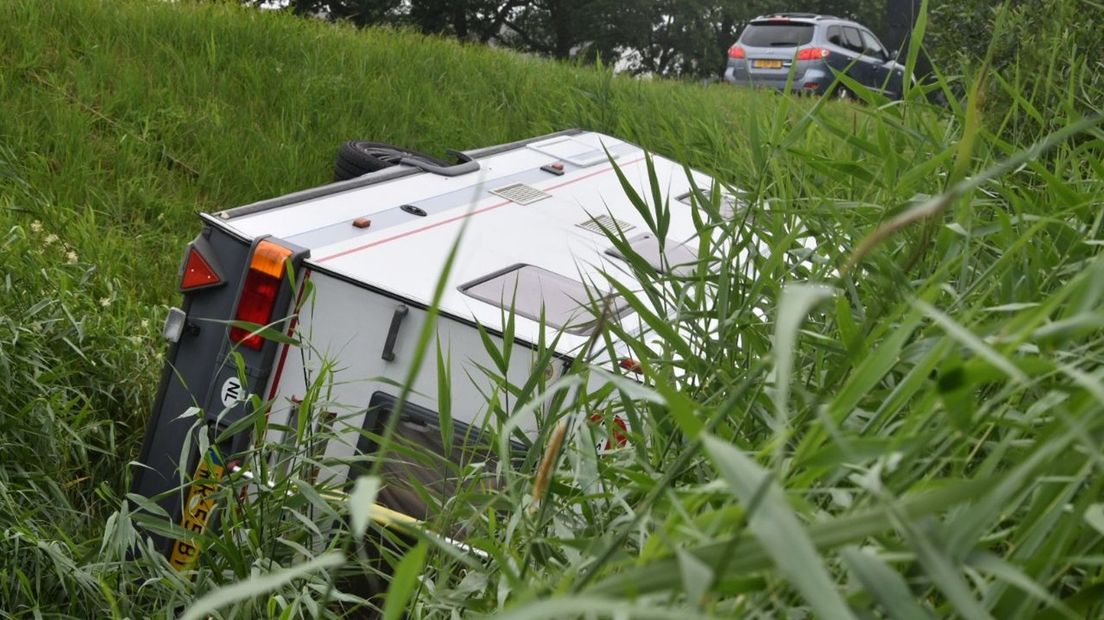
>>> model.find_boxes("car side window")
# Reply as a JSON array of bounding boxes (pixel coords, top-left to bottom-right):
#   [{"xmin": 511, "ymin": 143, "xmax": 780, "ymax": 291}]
[
  {"xmin": 843, "ymin": 27, "xmax": 864, "ymax": 54},
  {"xmin": 860, "ymin": 30, "xmax": 887, "ymax": 60},
  {"xmin": 827, "ymin": 26, "xmax": 844, "ymax": 47}
]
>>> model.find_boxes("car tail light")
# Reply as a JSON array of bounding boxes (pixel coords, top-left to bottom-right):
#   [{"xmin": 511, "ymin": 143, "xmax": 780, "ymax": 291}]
[
  {"xmin": 728, "ymin": 45, "xmax": 746, "ymax": 59},
  {"xmin": 180, "ymin": 246, "xmax": 222, "ymax": 291},
  {"xmin": 796, "ymin": 47, "xmax": 830, "ymax": 61},
  {"xmin": 229, "ymin": 240, "xmax": 293, "ymax": 350}
]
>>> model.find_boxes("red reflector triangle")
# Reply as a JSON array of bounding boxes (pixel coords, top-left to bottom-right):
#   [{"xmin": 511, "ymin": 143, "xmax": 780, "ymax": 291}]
[{"xmin": 181, "ymin": 247, "xmax": 221, "ymax": 290}]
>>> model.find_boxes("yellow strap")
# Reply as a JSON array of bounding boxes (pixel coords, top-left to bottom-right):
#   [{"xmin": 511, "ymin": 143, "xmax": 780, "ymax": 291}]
[{"xmin": 319, "ymin": 490, "xmax": 420, "ymax": 529}]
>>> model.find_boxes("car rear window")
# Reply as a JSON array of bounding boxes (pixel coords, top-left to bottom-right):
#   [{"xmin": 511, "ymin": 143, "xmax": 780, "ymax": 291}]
[{"xmin": 740, "ymin": 22, "xmax": 815, "ymax": 47}]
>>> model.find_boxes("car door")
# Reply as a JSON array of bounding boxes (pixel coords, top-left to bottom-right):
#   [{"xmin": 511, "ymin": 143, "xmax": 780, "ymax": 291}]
[
  {"xmin": 824, "ymin": 25, "xmax": 856, "ymax": 83},
  {"xmin": 859, "ymin": 30, "xmax": 893, "ymax": 93},
  {"xmin": 840, "ymin": 26, "xmax": 871, "ymax": 88}
]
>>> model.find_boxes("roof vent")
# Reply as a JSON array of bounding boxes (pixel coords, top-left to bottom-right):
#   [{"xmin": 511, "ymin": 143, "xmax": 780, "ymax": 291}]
[
  {"xmin": 576, "ymin": 214, "xmax": 635, "ymax": 235},
  {"xmin": 676, "ymin": 189, "xmax": 746, "ymax": 219},
  {"xmin": 491, "ymin": 183, "xmax": 552, "ymax": 205}
]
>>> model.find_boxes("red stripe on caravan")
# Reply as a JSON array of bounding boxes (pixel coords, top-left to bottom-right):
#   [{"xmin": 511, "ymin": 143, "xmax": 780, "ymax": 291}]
[
  {"xmin": 315, "ymin": 156, "xmax": 647, "ymax": 264},
  {"xmin": 267, "ymin": 268, "xmax": 312, "ymax": 402}
]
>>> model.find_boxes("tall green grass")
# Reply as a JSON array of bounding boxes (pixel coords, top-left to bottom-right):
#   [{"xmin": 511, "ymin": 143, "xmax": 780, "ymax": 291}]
[{"xmin": 1, "ymin": 0, "xmax": 1102, "ymax": 617}]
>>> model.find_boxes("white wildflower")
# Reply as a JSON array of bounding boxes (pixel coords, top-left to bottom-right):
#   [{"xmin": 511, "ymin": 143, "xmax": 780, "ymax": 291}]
[
  {"xmin": 99, "ymin": 297, "xmax": 111, "ymax": 307},
  {"xmin": 44, "ymin": 234, "xmax": 58, "ymax": 245},
  {"xmin": 66, "ymin": 250, "xmax": 78, "ymax": 264},
  {"xmin": 30, "ymin": 220, "xmax": 42, "ymax": 233}
]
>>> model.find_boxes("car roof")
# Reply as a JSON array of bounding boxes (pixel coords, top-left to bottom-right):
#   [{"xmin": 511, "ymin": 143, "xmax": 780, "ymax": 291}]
[
  {"xmin": 748, "ymin": 13, "xmax": 864, "ymax": 28},
  {"xmin": 752, "ymin": 13, "xmax": 833, "ymax": 21}
]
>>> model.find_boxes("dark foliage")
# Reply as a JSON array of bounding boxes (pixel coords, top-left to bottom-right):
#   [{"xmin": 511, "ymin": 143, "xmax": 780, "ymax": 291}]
[{"xmin": 248, "ymin": 0, "xmax": 888, "ymax": 78}]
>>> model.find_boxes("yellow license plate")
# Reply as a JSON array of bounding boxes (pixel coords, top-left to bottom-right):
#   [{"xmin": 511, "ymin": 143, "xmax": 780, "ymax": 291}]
[
  {"xmin": 753, "ymin": 60, "xmax": 783, "ymax": 69},
  {"xmin": 169, "ymin": 451, "xmax": 224, "ymax": 570}
]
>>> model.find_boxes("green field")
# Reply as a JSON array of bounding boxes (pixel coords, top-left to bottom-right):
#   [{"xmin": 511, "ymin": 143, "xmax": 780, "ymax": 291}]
[{"xmin": 1, "ymin": 0, "xmax": 1102, "ymax": 617}]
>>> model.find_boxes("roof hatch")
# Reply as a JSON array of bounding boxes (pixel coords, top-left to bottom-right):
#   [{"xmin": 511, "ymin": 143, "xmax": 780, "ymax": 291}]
[
  {"xmin": 605, "ymin": 232, "xmax": 698, "ymax": 275},
  {"xmin": 527, "ymin": 136, "xmax": 617, "ymax": 167},
  {"xmin": 460, "ymin": 265, "xmax": 628, "ymax": 335}
]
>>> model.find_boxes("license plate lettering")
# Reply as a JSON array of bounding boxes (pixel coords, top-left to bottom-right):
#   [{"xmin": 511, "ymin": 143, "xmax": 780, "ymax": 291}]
[
  {"xmin": 753, "ymin": 59, "xmax": 783, "ymax": 69},
  {"xmin": 172, "ymin": 539, "xmax": 198, "ymax": 563},
  {"xmin": 169, "ymin": 451, "xmax": 224, "ymax": 571}
]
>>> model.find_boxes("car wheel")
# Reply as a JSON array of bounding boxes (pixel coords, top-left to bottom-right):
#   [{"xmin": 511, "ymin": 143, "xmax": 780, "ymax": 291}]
[
  {"xmin": 334, "ymin": 141, "xmax": 451, "ymax": 182},
  {"xmin": 834, "ymin": 86, "xmax": 854, "ymax": 101}
]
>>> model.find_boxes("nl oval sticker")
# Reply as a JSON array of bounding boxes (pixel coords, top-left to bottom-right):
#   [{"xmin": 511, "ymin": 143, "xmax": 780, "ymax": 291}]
[{"xmin": 220, "ymin": 376, "xmax": 244, "ymax": 408}]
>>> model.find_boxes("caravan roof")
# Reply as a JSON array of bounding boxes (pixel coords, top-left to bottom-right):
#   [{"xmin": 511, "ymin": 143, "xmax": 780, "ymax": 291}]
[{"xmin": 206, "ymin": 130, "xmax": 715, "ymax": 355}]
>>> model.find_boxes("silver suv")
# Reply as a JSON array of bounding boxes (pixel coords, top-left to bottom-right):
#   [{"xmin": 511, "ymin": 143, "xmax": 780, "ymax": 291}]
[{"xmin": 723, "ymin": 13, "xmax": 906, "ymax": 99}]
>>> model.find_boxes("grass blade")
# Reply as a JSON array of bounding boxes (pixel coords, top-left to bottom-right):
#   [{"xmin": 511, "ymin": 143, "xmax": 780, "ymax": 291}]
[
  {"xmin": 701, "ymin": 434, "xmax": 855, "ymax": 620},
  {"xmin": 179, "ymin": 552, "xmax": 344, "ymax": 620},
  {"xmin": 382, "ymin": 542, "xmax": 428, "ymax": 620}
]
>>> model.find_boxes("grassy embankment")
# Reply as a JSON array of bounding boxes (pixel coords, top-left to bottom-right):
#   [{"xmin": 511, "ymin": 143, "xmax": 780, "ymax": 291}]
[{"xmin": 0, "ymin": 0, "xmax": 1102, "ymax": 617}]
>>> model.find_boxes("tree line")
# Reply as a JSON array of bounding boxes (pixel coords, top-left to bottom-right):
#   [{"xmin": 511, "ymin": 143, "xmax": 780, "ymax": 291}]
[{"xmin": 255, "ymin": 0, "xmax": 917, "ymax": 78}]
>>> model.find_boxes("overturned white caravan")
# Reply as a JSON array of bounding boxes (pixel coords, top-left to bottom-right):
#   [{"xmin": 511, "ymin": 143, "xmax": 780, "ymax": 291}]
[{"xmin": 133, "ymin": 129, "xmax": 731, "ymax": 568}]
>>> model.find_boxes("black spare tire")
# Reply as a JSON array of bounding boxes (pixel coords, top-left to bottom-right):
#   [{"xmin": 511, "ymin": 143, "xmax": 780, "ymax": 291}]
[{"xmin": 333, "ymin": 140, "xmax": 452, "ymax": 182}]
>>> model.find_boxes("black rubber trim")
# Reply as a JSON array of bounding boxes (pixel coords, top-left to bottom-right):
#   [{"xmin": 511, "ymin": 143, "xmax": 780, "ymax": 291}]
[
  {"xmin": 216, "ymin": 166, "xmax": 422, "ymax": 220},
  {"xmin": 461, "ymin": 128, "xmax": 584, "ymax": 160},
  {"xmin": 333, "ymin": 157, "xmax": 366, "ymax": 180},
  {"xmin": 334, "ymin": 141, "xmax": 453, "ymax": 182}
]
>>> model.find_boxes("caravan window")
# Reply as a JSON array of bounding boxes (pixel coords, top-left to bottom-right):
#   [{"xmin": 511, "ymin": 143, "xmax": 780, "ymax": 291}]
[
  {"xmin": 349, "ymin": 392, "xmax": 508, "ymax": 527},
  {"xmin": 461, "ymin": 265, "xmax": 628, "ymax": 334}
]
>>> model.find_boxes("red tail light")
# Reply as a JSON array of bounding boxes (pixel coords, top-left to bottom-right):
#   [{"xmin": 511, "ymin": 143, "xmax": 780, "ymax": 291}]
[
  {"xmin": 180, "ymin": 246, "xmax": 221, "ymax": 291},
  {"xmin": 619, "ymin": 358, "xmax": 643, "ymax": 374},
  {"xmin": 229, "ymin": 240, "xmax": 293, "ymax": 350},
  {"xmin": 796, "ymin": 47, "xmax": 830, "ymax": 61},
  {"xmin": 728, "ymin": 45, "xmax": 746, "ymax": 59},
  {"xmin": 589, "ymin": 413, "xmax": 629, "ymax": 450}
]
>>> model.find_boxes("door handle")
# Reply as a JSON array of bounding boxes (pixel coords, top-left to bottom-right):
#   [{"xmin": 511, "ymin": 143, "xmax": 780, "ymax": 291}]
[{"xmin": 381, "ymin": 304, "xmax": 408, "ymax": 362}]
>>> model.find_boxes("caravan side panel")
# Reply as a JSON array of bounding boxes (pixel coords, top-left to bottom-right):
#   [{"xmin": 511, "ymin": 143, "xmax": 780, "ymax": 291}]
[{"xmin": 262, "ymin": 271, "xmax": 559, "ymax": 485}]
